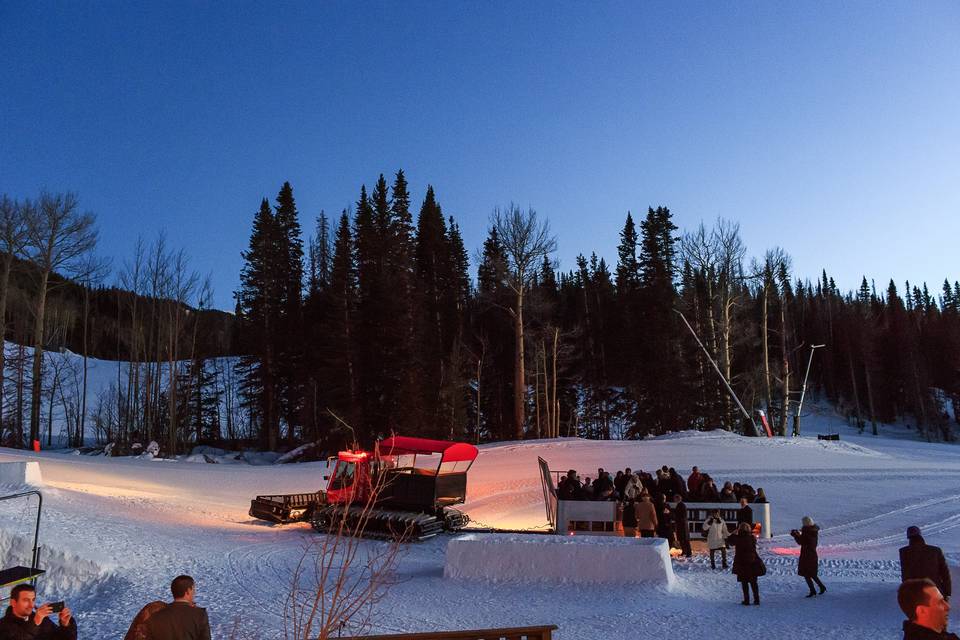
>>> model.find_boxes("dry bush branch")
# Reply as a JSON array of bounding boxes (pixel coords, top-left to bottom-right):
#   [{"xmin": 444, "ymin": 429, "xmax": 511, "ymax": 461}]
[{"xmin": 285, "ymin": 447, "xmax": 409, "ymax": 640}]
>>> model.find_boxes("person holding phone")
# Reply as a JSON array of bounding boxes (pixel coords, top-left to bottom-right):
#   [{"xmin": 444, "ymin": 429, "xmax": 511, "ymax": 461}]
[{"xmin": 0, "ymin": 583, "xmax": 77, "ymax": 639}]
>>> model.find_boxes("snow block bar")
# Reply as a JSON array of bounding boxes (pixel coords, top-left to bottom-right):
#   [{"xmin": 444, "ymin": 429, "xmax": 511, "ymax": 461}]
[
  {"xmin": 0, "ymin": 462, "xmax": 42, "ymax": 486},
  {"xmin": 444, "ymin": 533, "xmax": 677, "ymax": 588}
]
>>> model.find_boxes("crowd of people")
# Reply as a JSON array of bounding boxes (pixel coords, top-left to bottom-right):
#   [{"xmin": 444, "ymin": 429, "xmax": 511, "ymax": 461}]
[
  {"xmin": 558, "ymin": 464, "xmax": 768, "ymax": 505},
  {"xmin": 557, "ymin": 463, "xmax": 767, "ymax": 557}
]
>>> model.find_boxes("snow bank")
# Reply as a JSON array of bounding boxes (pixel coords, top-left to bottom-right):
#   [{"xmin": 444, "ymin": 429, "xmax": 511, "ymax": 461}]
[
  {"xmin": 0, "ymin": 461, "xmax": 43, "ymax": 486},
  {"xmin": 444, "ymin": 533, "xmax": 677, "ymax": 588},
  {"xmin": 0, "ymin": 528, "xmax": 112, "ymax": 602}
]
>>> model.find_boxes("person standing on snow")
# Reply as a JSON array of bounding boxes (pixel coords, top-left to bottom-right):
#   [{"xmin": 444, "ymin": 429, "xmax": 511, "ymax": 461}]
[
  {"xmin": 145, "ymin": 575, "xmax": 212, "ymax": 640},
  {"xmin": 791, "ymin": 516, "xmax": 826, "ymax": 597},
  {"xmin": 737, "ymin": 497, "xmax": 754, "ymax": 528},
  {"xmin": 898, "ymin": 578, "xmax": 957, "ymax": 639},
  {"xmin": 728, "ymin": 522, "xmax": 764, "ymax": 605},
  {"xmin": 672, "ymin": 494, "xmax": 692, "ymax": 557},
  {"xmin": 633, "ymin": 490, "xmax": 658, "ymax": 538},
  {"xmin": 703, "ymin": 509, "xmax": 729, "ymax": 569},
  {"xmin": 901, "ymin": 526, "xmax": 952, "ymax": 600},
  {"xmin": 687, "ymin": 466, "xmax": 703, "ymax": 498}
]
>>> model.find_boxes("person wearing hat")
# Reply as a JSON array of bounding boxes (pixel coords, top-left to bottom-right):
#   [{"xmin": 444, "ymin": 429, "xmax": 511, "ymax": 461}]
[{"xmin": 901, "ymin": 526, "xmax": 952, "ymax": 600}]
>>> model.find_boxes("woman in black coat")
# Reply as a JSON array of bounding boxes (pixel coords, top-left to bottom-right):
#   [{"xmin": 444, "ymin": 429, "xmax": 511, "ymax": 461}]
[
  {"xmin": 727, "ymin": 522, "xmax": 762, "ymax": 605},
  {"xmin": 791, "ymin": 516, "xmax": 826, "ymax": 597}
]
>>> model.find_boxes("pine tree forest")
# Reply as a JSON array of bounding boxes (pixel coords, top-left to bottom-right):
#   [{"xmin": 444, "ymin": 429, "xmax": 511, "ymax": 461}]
[{"xmin": 3, "ymin": 178, "xmax": 960, "ymax": 455}]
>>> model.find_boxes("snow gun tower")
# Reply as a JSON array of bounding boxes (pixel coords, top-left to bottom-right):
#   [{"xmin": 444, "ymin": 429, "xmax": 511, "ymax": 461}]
[{"xmin": 250, "ymin": 436, "xmax": 477, "ymax": 541}]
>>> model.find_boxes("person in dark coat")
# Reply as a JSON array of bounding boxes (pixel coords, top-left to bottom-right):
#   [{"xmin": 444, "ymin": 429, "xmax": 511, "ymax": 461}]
[
  {"xmin": 558, "ymin": 470, "xmax": 580, "ymax": 500},
  {"xmin": 897, "ymin": 578, "xmax": 957, "ymax": 639},
  {"xmin": 124, "ymin": 601, "xmax": 167, "ymax": 640},
  {"xmin": 728, "ymin": 522, "xmax": 762, "ymax": 605},
  {"xmin": 701, "ymin": 479, "xmax": 720, "ymax": 502},
  {"xmin": 668, "ymin": 468, "xmax": 686, "ymax": 499},
  {"xmin": 901, "ymin": 526, "xmax": 952, "ymax": 599},
  {"xmin": 593, "ymin": 469, "xmax": 615, "ymax": 501},
  {"xmin": 737, "ymin": 498, "xmax": 754, "ymax": 527},
  {"xmin": 687, "ymin": 466, "xmax": 703, "ymax": 499},
  {"xmin": 0, "ymin": 584, "xmax": 77, "ymax": 640},
  {"xmin": 672, "ymin": 494, "xmax": 692, "ymax": 557},
  {"xmin": 655, "ymin": 494, "xmax": 675, "ymax": 545},
  {"xmin": 146, "ymin": 575, "xmax": 212, "ymax": 640},
  {"xmin": 614, "ymin": 469, "xmax": 629, "ymax": 497},
  {"xmin": 791, "ymin": 516, "xmax": 826, "ymax": 597}
]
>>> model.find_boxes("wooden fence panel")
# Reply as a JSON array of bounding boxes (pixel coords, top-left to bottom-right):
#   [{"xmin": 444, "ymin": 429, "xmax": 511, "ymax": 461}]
[{"xmin": 336, "ymin": 624, "xmax": 557, "ymax": 640}]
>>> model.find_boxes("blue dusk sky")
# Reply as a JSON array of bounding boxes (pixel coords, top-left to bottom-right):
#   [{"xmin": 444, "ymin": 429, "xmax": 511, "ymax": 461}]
[{"xmin": 2, "ymin": 1, "xmax": 959, "ymax": 310}]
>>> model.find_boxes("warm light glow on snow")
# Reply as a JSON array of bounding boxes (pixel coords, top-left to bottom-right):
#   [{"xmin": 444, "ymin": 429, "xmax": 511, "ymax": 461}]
[{"xmin": 771, "ymin": 547, "xmax": 801, "ymax": 555}]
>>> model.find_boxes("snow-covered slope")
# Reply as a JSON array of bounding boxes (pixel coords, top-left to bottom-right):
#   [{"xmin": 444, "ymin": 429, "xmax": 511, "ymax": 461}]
[{"xmin": 0, "ymin": 404, "xmax": 958, "ymax": 639}]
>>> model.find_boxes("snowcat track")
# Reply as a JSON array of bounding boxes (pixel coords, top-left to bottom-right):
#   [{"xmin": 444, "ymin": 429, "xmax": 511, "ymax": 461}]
[{"xmin": 311, "ymin": 505, "xmax": 447, "ymax": 542}]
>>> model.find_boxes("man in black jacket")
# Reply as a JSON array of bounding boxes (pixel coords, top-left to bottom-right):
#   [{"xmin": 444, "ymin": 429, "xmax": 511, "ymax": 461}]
[
  {"xmin": 901, "ymin": 526, "xmax": 952, "ymax": 599},
  {"xmin": 0, "ymin": 583, "xmax": 77, "ymax": 639},
  {"xmin": 146, "ymin": 575, "xmax": 212, "ymax": 640},
  {"xmin": 737, "ymin": 498, "xmax": 754, "ymax": 527},
  {"xmin": 898, "ymin": 578, "xmax": 957, "ymax": 639},
  {"xmin": 672, "ymin": 494, "xmax": 692, "ymax": 557}
]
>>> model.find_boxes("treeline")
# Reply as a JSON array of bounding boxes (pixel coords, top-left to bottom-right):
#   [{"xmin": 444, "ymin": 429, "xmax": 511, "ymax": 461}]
[
  {"xmin": 4, "ymin": 179, "xmax": 958, "ymax": 454},
  {"xmin": 0, "ymin": 193, "xmax": 236, "ymax": 451},
  {"xmin": 237, "ymin": 172, "xmax": 960, "ymax": 450}
]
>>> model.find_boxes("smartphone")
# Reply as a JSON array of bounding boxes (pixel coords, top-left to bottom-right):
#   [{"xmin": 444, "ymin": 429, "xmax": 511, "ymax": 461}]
[{"xmin": 49, "ymin": 602, "xmax": 65, "ymax": 613}]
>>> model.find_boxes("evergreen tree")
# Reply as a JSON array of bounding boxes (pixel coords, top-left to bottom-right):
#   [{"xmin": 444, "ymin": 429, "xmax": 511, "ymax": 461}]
[
  {"xmin": 633, "ymin": 206, "xmax": 686, "ymax": 435},
  {"xmin": 316, "ymin": 211, "xmax": 358, "ymax": 444},
  {"xmin": 237, "ymin": 198, "xmax": 284, "ymax": 448},
  {"xmin": 615, "ymin": 212, "xmax": 640, "ymax": 291},
  {"xmin": 353, "ymin": 184, "xmax": 381, "ymax": 443},
  {"xmin": 415, "ymin": 186, "xmax": 451, "ymax": 435},
  {"xmin": 274, "ymin": 182, "xmax": 305, "ymax": 443},
  {"xmin": 179, "ymin": 357, "xmax": 221, "ymax": 443},
  {"xmin": 472, "ymin": 227, "xmax": 513, "ymax": 441}
]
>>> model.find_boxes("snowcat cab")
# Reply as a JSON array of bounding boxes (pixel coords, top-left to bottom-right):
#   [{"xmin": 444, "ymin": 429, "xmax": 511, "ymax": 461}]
[{"xmin": 324, "ymin": 450, "xmax": 373, "ymax": 505}]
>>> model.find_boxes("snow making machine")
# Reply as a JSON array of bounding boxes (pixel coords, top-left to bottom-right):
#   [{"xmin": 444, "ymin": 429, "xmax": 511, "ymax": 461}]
[{"xmin": 249, "ymin": 436, "xmax": 477, "ymax": 541}]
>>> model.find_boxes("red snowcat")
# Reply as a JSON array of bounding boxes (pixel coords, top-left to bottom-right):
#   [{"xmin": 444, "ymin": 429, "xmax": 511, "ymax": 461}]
[{"xmin": 249, "ymin": 436, "xmax": 478, "ymax": 541}]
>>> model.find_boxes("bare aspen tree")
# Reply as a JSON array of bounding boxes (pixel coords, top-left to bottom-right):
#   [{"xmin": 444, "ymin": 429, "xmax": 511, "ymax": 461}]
[
  {"xmin": 753, "ymin": 248, "xmax": 790, "ymax": 434},
  {"xmin": 184, "ymin": 276, "xmax": 213, "ymax": 444},
  {"xmin": 492, "ymin": 205, "xmax": 556, "ymax": 440},
  {"xmin": 681, "ymin": 218, "xmax": 746, "ymax": 430},
  {"xmin": 144, "ymin": 234, "xmax": 171, "ymax": 442},
  {"xmin": 164, "ymin": 249, "xmax": 198, "ymax": 455},
  {"xmin": 119, "ymin": 237, "xmax": 147, "ymax": 440},
  {"xmin": 681, "ymin": 223, "xmax": 723, "ymax": 417},
  {"xmin": 0, "ymin": 196, "xmax": 29, "ymax": 436},
  {"xmin": 23, "ymin": 192, "xmax": 98, "ymax": 446},
  {"xmin": 715, "ymin": 220, "xmax": 746, "ymax": 429},
  {"xmin": 76, "ymin": 254, "xmax": 111, "ymax": 446}
]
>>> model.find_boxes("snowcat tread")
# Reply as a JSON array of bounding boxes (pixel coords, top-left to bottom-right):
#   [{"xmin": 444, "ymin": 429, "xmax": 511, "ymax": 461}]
[{"xmin": 310, "ymin": 506, "xmax": 447, "ymax": 542}]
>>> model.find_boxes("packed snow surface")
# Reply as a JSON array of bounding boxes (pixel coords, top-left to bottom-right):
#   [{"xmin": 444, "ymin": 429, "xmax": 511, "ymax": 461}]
[{"xmin": 0, "ymin": 404, "xmax": 958, "ymax": 639}]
